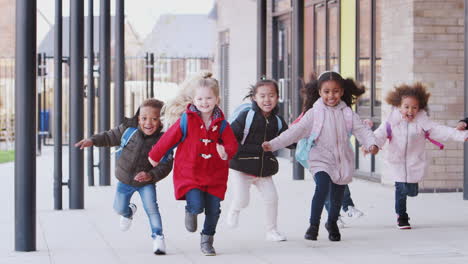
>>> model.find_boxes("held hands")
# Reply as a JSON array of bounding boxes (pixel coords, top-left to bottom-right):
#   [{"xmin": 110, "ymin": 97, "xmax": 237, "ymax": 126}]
[
  {"xmin": 148, "ymin": 157, "xmax": 159, "ymax": 167},
  {"xmin": 216, "ymin": 143, "xmax": 228, "ymax": 160},
  {"xmin": 134, "ymin": 171, "xmax": 152, "ymax": 182},
  {"xmin": 361, "ymin": 145, "xmax": 379, "ymax": 156},
  {"xmin": 74, "ymin": 138, "xmax": 93, "ymax": 149},
  {"xmin": 262, "ymin": 141, "xmax": 272, "ymax": 152},
  {"xmin": 362, "ymin": 119, "xmax": 374, "ymax": 128},
  {"xmin": 456, "ymin": 121, "xmax": 467, "ymax": 131}
]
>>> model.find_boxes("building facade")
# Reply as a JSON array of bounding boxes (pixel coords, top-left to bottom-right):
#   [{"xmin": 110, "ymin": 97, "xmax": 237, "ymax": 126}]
[{"xmin": 215, "ymin": 0, "xmax": 466, "ymax": 191}]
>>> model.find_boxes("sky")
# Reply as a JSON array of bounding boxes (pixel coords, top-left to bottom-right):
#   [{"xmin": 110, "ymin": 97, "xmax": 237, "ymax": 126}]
[{"xmin": 36, "ymin": 0, "xmax": 215, "ymax": 42}]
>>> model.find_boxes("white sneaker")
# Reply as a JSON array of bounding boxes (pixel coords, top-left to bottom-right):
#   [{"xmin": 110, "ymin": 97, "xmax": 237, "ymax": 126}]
[
  {"xmin": 337, "ymin": 216, "xmax": 346, "ymax": 228},
  {"xmin": 153, "ymin": 235, "xmax": 166, "ymax": 255},
  {"xmin": 119, "ymin": 203, "xmax": 137, "ymax": 231},
  {"xmin": 265, "ymin": 229, "xmax": 287, "ymax": 242},
  {"xmin": 346, "ymin": 206, "xmax": 364, "ymax": 218},
  {"xmin": 226, "ymin": 210, "xmax": 239, "ymax": 228}
]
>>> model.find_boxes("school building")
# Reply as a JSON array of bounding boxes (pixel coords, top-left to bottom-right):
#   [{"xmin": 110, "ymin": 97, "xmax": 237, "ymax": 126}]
[{"xmin": 213, "ymin": 0, "xmax": 466, "ymax": 192}]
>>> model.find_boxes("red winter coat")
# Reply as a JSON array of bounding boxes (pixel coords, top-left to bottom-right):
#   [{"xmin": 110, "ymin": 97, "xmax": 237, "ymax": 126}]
[{"xmin": 148, "ymin": 105, "xmax": 238, "ymax": 200}]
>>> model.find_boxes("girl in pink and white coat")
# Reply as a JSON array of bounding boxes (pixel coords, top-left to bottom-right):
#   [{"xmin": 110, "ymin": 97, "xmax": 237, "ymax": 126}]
[
  {"xmin": 365, "ymin": 83, "xmax": 468, "ymax": 230},
  {"xmin": 262, "ymin": 71, "xmax": 379, "ymax": 242}
]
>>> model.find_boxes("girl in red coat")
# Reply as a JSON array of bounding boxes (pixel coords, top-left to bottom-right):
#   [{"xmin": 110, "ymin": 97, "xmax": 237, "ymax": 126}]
[{"xmin": 148, "ymin": 71, "xmax": 238, "ymax": 256}]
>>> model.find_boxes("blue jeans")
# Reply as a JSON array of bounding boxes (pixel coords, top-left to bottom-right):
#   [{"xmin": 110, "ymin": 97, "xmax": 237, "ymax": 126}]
[
  {"xmin": 324, "ymin": 184, "xmax": 354, "ymax": 213},
  {"xmin": 395, "ymin": 182, "xmax": 419, "ymax": 218},
  {"xmin": 310, "ymin": 171, "xmax": 345, "ymax": 225},
  {"xmin": 185, "ymin": 188, "xmax": 221, "ymax": 236},
  {"xmin": 113, "ymin": 181, "xmax": 163, "ymax": 238}
]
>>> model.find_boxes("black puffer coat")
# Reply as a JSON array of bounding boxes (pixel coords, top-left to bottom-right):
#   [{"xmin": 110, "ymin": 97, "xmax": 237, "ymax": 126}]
[
  {"xmin": 229, "ymin": 101, "xmax": 288, "ymax": 177},
  {"xmin": 90, "ymin": 113, "xmax": 173, "ymax": 187}
]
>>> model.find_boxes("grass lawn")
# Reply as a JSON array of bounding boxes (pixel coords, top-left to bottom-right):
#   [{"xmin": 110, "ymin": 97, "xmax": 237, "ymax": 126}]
[{"xmin": 0, "ymin": 150, "xmax": 14, "ymax": 164}]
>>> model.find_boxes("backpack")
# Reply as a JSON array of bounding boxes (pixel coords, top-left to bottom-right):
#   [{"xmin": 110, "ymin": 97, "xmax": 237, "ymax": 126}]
[
  {"xmin": 295, "ymin": 106, "xmax": 353, "ymax": 169},
  {"xmin": 385, "ymin": 122, "xmax": 444, "ymax": 150},
  {"xmin": 114, "ymin": 127, "xmax": 139, "ymax": 159},
  {"xmin": 229, "ymin": 102, "xmax": 283, "ymax": 145},
  {"xmin": 161, "ymin": 112, "xmax": 228, "ymax": 162}
]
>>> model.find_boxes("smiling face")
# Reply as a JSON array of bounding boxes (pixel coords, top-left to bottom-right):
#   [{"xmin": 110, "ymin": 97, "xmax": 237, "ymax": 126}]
[
  {"xmin": 253, "ymin": 84, "xmax": 279, "ymax": 115},
  {"xmin": 192, "ymin": 86, "xmax": 219, "ymax": 115},
  {"xmin": 138, "ymin": 106, "xmax": 161, "ymax": 135},
  {"xmin": 318, "ymin": 80, "xmax": 344, "ymax": 107},
  {"xmin": 399, "ymin": 96, "xmax": 420, "ymax": 122}
]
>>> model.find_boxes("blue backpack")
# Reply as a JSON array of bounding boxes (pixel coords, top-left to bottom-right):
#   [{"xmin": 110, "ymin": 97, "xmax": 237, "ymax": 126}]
[
  {"xmin": 229, "ymin": 102, "xmax": 283, "ymax": 145},
  {"xmin": 114, "ymin": 127, "xmax": 139, "ymax": 159},
  {"xmin": 161, "ymin": 112, "xmax": 228, "ymax": 162}
]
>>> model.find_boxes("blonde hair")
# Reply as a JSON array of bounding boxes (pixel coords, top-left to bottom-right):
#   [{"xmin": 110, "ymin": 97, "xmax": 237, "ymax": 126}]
[{"xmin": 162, "ymin": 71, "xmax": 220, "ymax": 127}]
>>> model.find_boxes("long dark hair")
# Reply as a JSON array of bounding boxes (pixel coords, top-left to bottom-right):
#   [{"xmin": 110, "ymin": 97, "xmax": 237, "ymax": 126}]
[{"xmin": 302, "ymin": 71, "xmax": 365, "ymax": 110}]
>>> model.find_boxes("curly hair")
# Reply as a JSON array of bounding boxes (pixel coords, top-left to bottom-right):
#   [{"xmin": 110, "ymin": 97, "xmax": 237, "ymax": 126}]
[
  {"xmin": 302, "ymin": 71, "xmax": 365, "ymax": 110},
  {"xmin": 140, "ymin": 98, "xmax": 164, "ymax": 110},
  {"xmin": 162, "ymin": 71, "xmax": 219, "ymax": 127},
  {"xmin": 385, "ymin": 82, "xmax": 430, "ymax": 111},
  {"xmin": 243, "ymin": 79, "xmax": 279, "ymax": 100}
]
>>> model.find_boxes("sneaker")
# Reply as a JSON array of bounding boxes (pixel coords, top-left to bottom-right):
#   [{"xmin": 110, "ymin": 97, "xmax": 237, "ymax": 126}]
[
  {"xmin": 119, "ymin": 203, "xmax": 137, "ymax": 231},
  {"xmin": 325, "ymin": 221, "xmax": 341, "ymax": 241},
  {"xmin": 397, "ymin": 216, "xmax": 411, "ymax": 229},
  {"xmin": 153, "ymin": 235, "xmax": 166, "ymax": 255},
  {"xmin": 265, "ymin": 229, "xmax": 287, "ymax": 242},
  {"xmin": 185, "ymin": 211, "xmax": 197, "ymax": 232},
  {"xmin": 226, "ymin": 210, "xmax": 239, "ymax": 228},
  {"xmin": 304, "ymin": 224, "xmax": 319, "ymax": 240},
  {"xmin": 337, "ymin": 216, "xmax": 346, "ymax": 228},
  {"xmin": 346, "ymin": 206, "xmax": 364, "ymax": 218}
]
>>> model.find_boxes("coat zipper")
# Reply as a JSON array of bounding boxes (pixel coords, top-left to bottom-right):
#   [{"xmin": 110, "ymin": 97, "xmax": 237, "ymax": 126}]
[
  {"xmin": 335, "ymin": 111, "xmax": 342, "ymax": 182},
  {"xmin": 238, "ymin": 157, "xmax": 260, "ymax": 160},
  {"xmin": 260, "ymin": 116, "xmax": 268, "ymax": 177},
  {"xmin": 404, "ymin": 122, "xmax": 408, "ymax": 182}
]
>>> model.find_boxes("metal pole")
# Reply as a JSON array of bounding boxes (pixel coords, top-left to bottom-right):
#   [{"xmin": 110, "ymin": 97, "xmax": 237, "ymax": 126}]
[
  {"xmin": 87, "ymin": 0, "xmax": 95, "ymax": 186},
  {"xmin": 15, "ymin": 0, "xmax": 37, "ymax": 251},
  {"xmin": 292, "ymin": 0, "xmax": 304, "ymax": 180},
  {"xmin": 145, "ymin": 52, "xmax": 149, "ymax": 98},
  {"xmin": 115, "ymin": 0, "xmax": 125, "ymax": 125},
  {"xmin": 69, "ymin": 0, "xmax": 85, "ymax": 209},
  {"xmin": 464, "ymin": 0, "xmax": 468, "ymax": 200},
  {"xmin": 37, "ymin": 53, "xmax": 42, "ymax": 155},
  {"xmin": 99, "ymin": 0, "xmax": 111, "ymax": 186},
  {"xmin": 257, "ymin": 0, "xmax": 267, "ymax": 79},
  {"xmin": 150, "ymin": 53, "xmax": 154, "ymax": 98},
  {"xmin": 54, "ymin": 0, "xmax": 63, "ymax": 209}
]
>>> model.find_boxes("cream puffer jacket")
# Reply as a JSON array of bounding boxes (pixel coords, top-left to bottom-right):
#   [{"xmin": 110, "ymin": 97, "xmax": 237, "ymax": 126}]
[{"xmin": 374, "ymin": 108, "xmax": 468, "ymax": 183}]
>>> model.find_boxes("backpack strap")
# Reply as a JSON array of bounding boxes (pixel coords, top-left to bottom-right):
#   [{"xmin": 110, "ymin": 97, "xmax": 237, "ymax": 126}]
[
  {"xmin": 386, "ymin": 122, "xmax": 392, "ymax": 141},
  {"xmin": 275, "ymin": 115, "xmax": 283, "ymax": 134},
  {"xmin": 423, "ymin": 130, "xmax": 444, "ymax": 150},
  {"xmin": 241, "ymin": 109, "xmax": 255, "ymax": 145},
  {"xmin": 115, "ymin": 127, "xmax": 138, "ymax": 159}
]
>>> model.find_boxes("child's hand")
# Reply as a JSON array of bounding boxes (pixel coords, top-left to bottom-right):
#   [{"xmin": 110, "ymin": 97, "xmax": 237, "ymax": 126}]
[
  {"xmin": 360, "ymin": 146, "xmax": 370, "ymax": 156},
  {"xmin": 148, "ymin": 157, "xmax": 159, "ymax": 167},
  {"xmin": 362, "ymin": 119, "xmax": 374, "ymax": 128},
  {"xmin": 74, "ymin": 138, "xmax": 93, "ymax": 149},
  {"xmin": 369, "ymin": 145, "xmax": 379, "ymax": 155},
  {"xmin": 456, "ymin": 121, "xmax": 467, "ymax": 130},
  {"xmin": 262, "ymin": 142, "xmax": 272, "ymax": 152},
  {"xmin": 216, "ymin": 143, "xmax": 227, "ymax": 160},
  {"xmin": 134, "ymin": 171, "xmax": 152, "ymax": 182}
]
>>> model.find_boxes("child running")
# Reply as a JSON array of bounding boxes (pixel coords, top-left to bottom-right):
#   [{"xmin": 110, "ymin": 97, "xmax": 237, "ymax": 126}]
[
  {"xmin": 295, "ymin": 76, "xmax": 365, "ymax": 228},
  {"xmin": 75, "ymin": 98, "xmax": 173, "ymax": 255},
  {"xmin": 226, "ymin": 79, "xmax": 289, "ymax": 242},
  {"xmin": 262, "ymin": 71, "xmax": 378, "ymax": 242},
  {"xmin": 364, "ymin": 83, "xmax": 468, "ymax": 229},
  {"xmin": 147, "ymin": 72, "xmax": 238, "ymax": 256}
]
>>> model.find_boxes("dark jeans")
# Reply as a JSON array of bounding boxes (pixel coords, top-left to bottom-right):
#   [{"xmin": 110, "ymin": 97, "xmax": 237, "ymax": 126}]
[
  {"xmin": 185, "ymin": 188, "xmax": 221, "ymax": 236},
  {"xmin": 395, "ymin": 182, "xmax": 419, "ymax": 218},
  {"xmin": 324, "ymin": 184, "xmax": 354, "ymax": 213},
  {"xmin": 310, "ymin": 171, "xmax": 346, "ymax": 225}
]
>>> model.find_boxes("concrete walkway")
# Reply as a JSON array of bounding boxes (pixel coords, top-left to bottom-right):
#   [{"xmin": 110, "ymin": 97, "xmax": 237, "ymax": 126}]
[{"xmin": 2, "ymin": 146, "xmax": 468, "ymax": 264}]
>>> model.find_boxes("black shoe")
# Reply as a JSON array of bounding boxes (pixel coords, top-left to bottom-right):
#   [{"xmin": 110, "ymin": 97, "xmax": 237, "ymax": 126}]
[
  {"xmin": 397, "ymin": 216, "xmax": 411, "ymax": 229},
  {"xmin": 304, "ymin": 224, "xmax": 319, "ymax": 240},
  {"xmin": 325, "ymin": 222, "xmax": 341, "ymax": 241}
]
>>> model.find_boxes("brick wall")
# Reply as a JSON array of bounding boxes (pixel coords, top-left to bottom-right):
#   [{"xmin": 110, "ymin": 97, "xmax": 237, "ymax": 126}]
[
  {"xmin": 0, "ymin": 0, "xmax": 15, "ymax": 57},
  {"xmin": 381, "ymin": 0, "xmax": 465, "ymax": 191}
]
